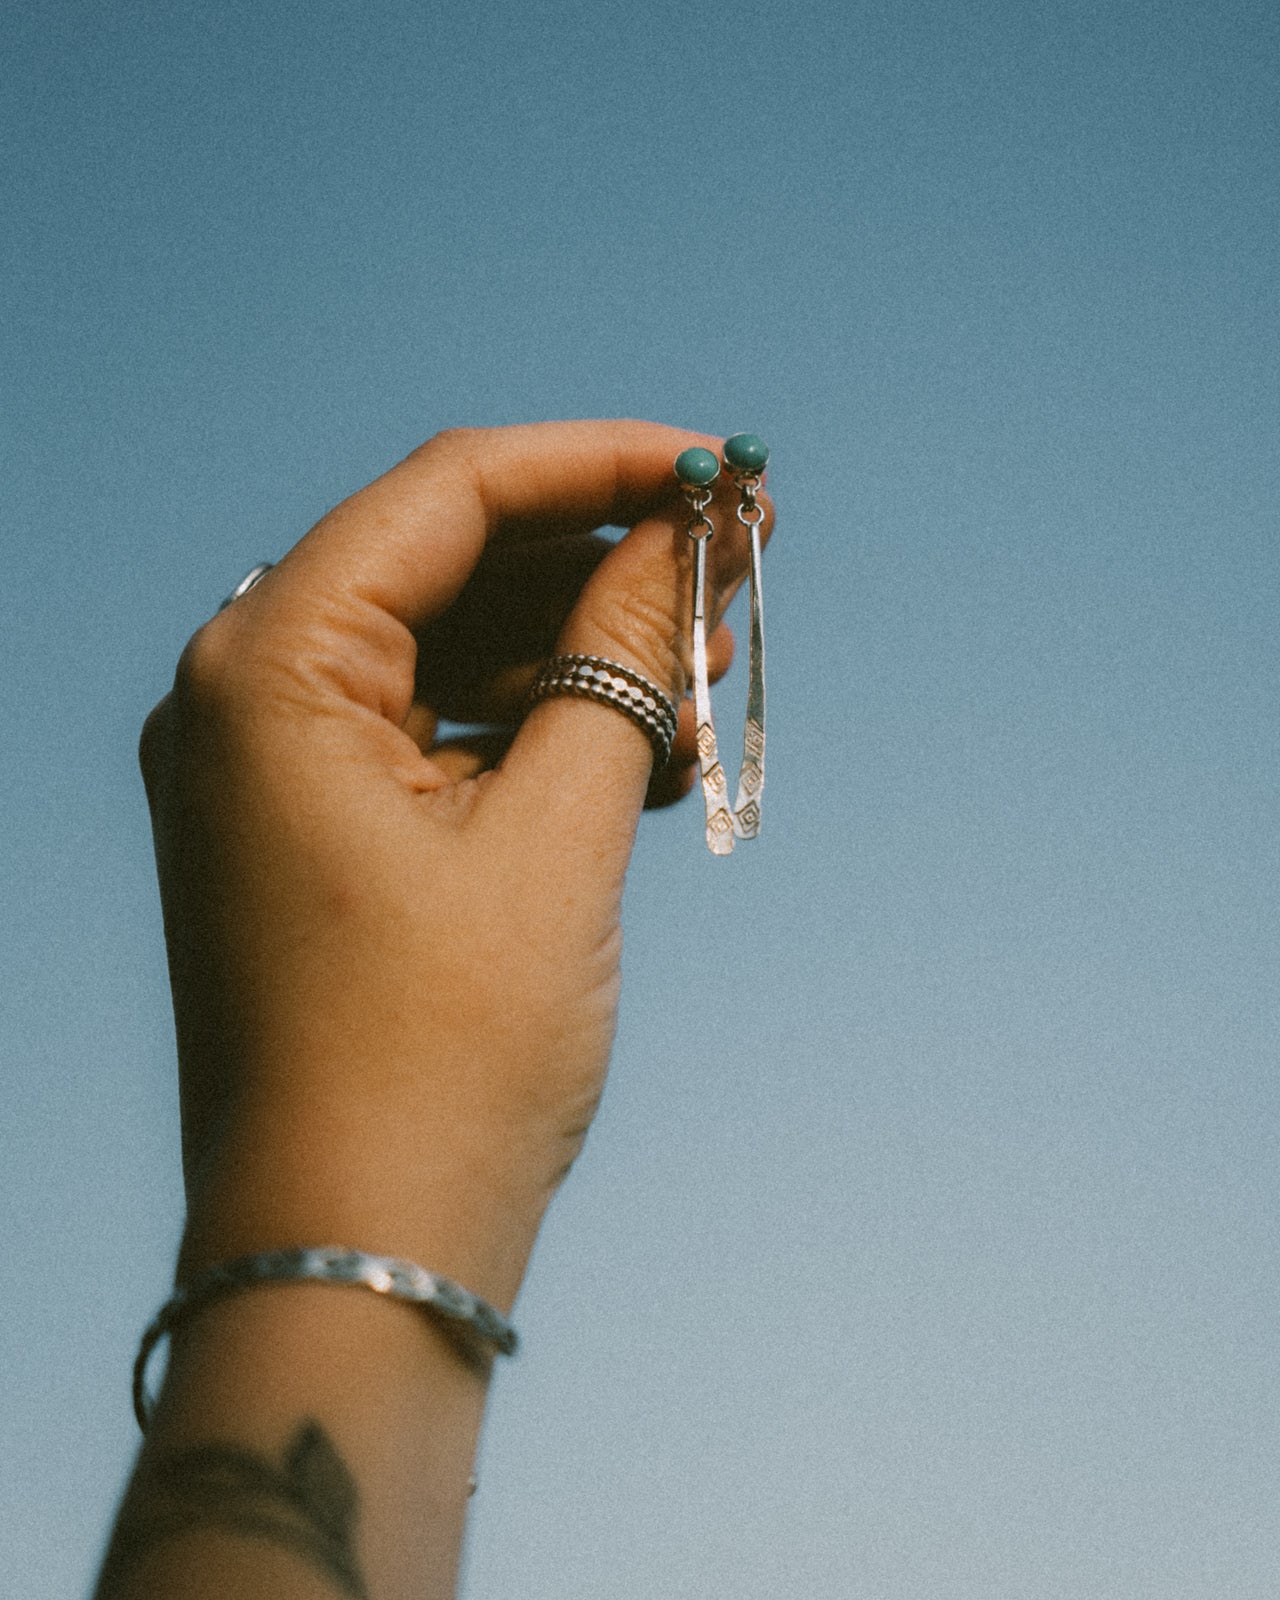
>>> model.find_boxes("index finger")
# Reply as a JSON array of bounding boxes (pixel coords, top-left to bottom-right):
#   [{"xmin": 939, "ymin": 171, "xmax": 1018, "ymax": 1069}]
[{"xmin": 270, "ymin": 420, "xmax": 721, "ymax": 632}]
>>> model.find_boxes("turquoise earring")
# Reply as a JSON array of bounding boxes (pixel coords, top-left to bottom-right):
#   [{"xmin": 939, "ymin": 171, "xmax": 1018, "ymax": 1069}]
[
  {"xmin": 674, "ymin": 447, "xmax": 735, "ymax": 854},
  {"xmin": 674, "ymin": 436, "xmax": 771, "ymax": 854},
  {"xmin": 722, "ymin": 434, "xmax": 769, "ymax": 841}
]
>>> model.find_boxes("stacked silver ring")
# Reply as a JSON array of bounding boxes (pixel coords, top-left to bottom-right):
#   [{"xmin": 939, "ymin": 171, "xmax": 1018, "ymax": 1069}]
[{"xmin": 527, "ymin": 654, "xmax": 678, "ymax": 766}]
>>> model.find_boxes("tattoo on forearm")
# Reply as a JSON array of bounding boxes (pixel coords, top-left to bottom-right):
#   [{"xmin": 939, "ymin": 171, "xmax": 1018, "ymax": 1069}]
[{"xmin": 98, "ymin": 1420, "xmax": 368, "ymax": 1598}]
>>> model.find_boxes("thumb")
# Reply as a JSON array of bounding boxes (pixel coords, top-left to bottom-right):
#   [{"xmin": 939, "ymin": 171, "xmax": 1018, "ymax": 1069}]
[{"xmin": 495, "ymin": 463, "xmax": 770, "ymax": 866}]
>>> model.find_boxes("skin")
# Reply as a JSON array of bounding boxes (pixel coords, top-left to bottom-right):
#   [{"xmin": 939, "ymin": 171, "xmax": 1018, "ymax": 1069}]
[{"xmin": 97, "ymin": 420, "xmax": 773, "ymax": 1600}]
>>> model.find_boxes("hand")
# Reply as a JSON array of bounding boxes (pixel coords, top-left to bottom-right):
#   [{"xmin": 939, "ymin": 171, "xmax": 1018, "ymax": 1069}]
[{"xmin": 139, "ymin": 421, "xmax": 772, "ymax": 1311}]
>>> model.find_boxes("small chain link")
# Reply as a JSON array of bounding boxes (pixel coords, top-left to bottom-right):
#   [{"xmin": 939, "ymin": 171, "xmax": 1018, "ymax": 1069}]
[
  {"xmin": 735, "ymin": 475, "xmax": 766, "ymax": 527},
  {"xmin": 682, "ymin": 486, "xmax": 716, "ymax": 541}
]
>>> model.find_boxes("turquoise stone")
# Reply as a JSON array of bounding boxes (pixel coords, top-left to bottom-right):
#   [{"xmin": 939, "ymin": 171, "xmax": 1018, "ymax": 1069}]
[
  {"xmin": 723, "ymin": 433, "xmax": 769, "ymax": 474},
  {"xmin": 674, "ymin": 447, "xmax": 720, "ymax": 488}
]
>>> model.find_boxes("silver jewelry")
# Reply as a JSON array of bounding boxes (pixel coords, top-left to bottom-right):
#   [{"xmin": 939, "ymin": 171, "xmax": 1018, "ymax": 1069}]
[
  {"xmin": 218, "ymin": 561, "xmax": 274, "ymax": 611},
  {"xmin": 673, "ymin": 447, "xmax": 733, "ymax": 853},
  {"xmin": 527, "ymin": 654, "xmax": 678, "ymax": 766},
  {"xmin": 673, "ymin": 439, "xmax": 771, "ymax": 855},
  {"xmin": 722, "ymin": 437, "xmax": 769, "ymax": 840},
  {"xmin": 132, "ymin": 1246, "xmax": 518, "ymax": 1431}
]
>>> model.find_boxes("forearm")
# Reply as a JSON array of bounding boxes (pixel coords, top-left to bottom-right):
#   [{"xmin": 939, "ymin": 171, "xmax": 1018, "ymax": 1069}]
[
  {"xmin": 108, "ymin": 421, "xmax": 768, "ymax": 1599},
  {"xmin": 96, "ymin": 1281, "xmax": 492, "ymax": 1600}
]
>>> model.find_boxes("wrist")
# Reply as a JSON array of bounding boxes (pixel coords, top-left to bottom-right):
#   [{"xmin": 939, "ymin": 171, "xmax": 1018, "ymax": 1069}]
[
  {"xmin": 115, "ymin": 1283, "xmax": 485, "ymax": 1600},
  {"xmin": 176, "ymin": 1109, "xmax": 556, "ymax": 1315}
]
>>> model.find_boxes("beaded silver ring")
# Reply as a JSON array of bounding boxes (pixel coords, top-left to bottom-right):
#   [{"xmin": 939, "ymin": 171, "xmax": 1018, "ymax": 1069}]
[{"xmin": 527, "ymin": 654, "xmax": 678, "ymax": 766}]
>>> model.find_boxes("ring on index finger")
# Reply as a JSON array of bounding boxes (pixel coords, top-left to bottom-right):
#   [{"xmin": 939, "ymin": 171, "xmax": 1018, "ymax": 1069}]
[{"xmin": 218, "ymin": 562, "xmax": 274, "ymax": 612}]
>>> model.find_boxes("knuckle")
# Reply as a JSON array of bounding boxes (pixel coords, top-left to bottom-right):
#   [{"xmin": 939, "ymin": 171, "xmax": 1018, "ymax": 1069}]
[
  {"xmin": 172, "ymin": 616, "xmax": 240, "ymax": 711},
  {"xmin": 412, "ymin": 426, "xmax": 487, "ymax": 465},
  {"xmin": 169, "ymin": 612, "xmax": 273, "ymax": 732},
  {"xmin": 137, "ymin": 696, "xmax": 173, "ymax": 793},
  {"xmin": 430, "ymin": 425, "xmax": 484, "ymax": 449},
  {"xmin": 139, "ymin": 617, "xmax": 252, "ymax": 795},
  {"xmin": 589, "ymin": 586, "xmax": 686, "ymax": 692}
]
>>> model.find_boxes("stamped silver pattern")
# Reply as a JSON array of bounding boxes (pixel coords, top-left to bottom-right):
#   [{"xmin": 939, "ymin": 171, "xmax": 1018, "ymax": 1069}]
[
  {"xmin": 730, "ymin": 476, "xmax": 767, "ymax": 840},
  {"xmin": 132, "ymin": 1246, "xmax": 518, "ymax": 1430},
  {"xmin": 690, "ymin": 530, "xmax": 735, "ymax": 854},
  {"xmin": 679, "ymin": 460, "xmax": 770, "ymax": 854}
]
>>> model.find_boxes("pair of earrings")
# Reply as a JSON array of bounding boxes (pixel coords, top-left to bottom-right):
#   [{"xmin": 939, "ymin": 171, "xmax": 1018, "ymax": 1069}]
[{"xmin": 674, "ymin": 434, "xmax": 770, "ymax": 855}]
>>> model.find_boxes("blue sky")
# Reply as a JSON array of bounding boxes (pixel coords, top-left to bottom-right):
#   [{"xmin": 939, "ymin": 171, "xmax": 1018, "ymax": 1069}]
[{"xmin": 4, "ymin": 2, "xmax": 1278, "ymax": 1595}]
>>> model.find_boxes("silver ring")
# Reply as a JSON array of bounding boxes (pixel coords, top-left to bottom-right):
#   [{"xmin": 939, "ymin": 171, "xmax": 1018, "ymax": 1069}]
[
  {"xmin": 527, "ymin": 654, "xmax": 678, "ymax": 766},
  {"xmin": 218, "ymin": 561, "xmax": 274, "ymax": 611}
]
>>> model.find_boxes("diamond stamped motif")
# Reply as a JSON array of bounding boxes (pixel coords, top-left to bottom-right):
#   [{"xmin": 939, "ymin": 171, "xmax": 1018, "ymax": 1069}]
[{"xmin": 677, "ymin": 434, "xmax": 770, "ymax": 855}]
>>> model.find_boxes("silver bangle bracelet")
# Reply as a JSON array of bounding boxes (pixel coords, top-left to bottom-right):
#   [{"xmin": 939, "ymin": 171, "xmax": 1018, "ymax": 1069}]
[{"xmin": 132, "ymin": 1246, "xmax": 518, "ymax": 1431}]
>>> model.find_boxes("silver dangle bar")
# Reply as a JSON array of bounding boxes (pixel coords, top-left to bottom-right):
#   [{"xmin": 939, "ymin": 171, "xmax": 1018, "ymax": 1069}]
[
  {"xmin": 674, "ymin": 439, "xmax": 770, "ymax": 856},
  {"xmin": 691, "ymin": 522, "xmax": 735, "ymax": 854},
  {"xmin": 674, "ymin": 446, "xmax": 734, "ymax": 855},
  {"xmin": 730, "ymin": 474, "xmax": 766, "ymax": 839}
]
